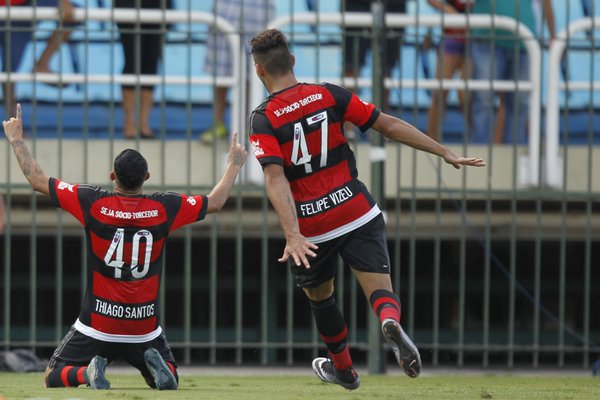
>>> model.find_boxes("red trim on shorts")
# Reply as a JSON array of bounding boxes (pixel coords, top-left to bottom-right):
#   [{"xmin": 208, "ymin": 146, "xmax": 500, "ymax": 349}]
[
  {"xmin": 61, "ymin": 366, "xmax": 74, "ymax": 387},
  {"xmin": 320, "ymin": 325, "xmax": 348, "ymax": 344}
]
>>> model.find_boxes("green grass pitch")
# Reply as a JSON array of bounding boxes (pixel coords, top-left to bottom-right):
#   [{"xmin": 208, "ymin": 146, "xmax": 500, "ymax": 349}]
[{"xmin": 0, "ymin": 371, "xmax": 597, "ymax": 399}]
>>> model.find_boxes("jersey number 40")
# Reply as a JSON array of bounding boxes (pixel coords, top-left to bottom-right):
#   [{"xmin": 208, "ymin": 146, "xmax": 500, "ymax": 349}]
[{"xmin": 104, "ymin": 228, "xmax": 153, "ymax": 279}]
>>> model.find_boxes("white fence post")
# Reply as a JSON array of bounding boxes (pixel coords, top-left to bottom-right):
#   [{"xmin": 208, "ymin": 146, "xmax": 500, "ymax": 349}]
[{"xmin": 545, "ymin": 17, "xmax": 600, "ymax": 189}]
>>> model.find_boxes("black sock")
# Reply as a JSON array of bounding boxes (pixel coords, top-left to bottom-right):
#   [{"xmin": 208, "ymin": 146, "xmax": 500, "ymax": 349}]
[
  {"xmin": 46, "ymin": 365, "xmax": 87, "ymax": 387},
  {"xmin": 310, "ymin": 295, "xmax": 352, "ymax": 369}
]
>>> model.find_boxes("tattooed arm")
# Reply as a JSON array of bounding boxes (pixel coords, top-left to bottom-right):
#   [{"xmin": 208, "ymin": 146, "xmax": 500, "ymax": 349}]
[{"xmin": 3, "ymin": 104, "xmax": 50, "ymax": 196}]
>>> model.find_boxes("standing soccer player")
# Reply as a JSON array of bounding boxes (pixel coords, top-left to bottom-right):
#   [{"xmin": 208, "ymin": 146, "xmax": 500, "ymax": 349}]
[
  {"xmin": 248, "ymin": 29, "xmax": 485, "ymax": 390},
  {"xmin": 3, "ymin": 104, "xmax": 247, "ymax": 390}
]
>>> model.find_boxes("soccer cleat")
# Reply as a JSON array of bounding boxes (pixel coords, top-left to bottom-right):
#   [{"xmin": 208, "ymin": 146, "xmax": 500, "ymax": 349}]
[
  {"xmin": 382, "ymin": 318, "xmax": 422, "ymax": 378},
  {"xmin": 144, "ymin": 348, "xmax": 178, "ymax": 390},
  {"xmin": 86, "ymin": 355, "xmax": 110, "ymax": 389},
  {"xmin": 311, "ymin": 357, "xmax": 360, "ymax": 391}
]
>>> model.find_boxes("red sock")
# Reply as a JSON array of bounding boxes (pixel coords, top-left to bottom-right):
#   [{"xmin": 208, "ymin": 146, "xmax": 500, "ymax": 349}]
[
  {"xmin": 329, "ymin": 346, "xmax": 353, "ymax": 370},
  {"xmin": 370, "ymin": 289, "xmax": 401, "ymax": 323}
]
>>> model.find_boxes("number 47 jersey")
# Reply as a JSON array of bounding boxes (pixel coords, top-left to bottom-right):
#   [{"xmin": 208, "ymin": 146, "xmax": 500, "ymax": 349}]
[
  {"xmin": 49, "ymin": 178, "xmax": 208, "ymax": 343},
  {"xmin": 250, "ymin": 82, "xmax": 382, "ymax": 243}
]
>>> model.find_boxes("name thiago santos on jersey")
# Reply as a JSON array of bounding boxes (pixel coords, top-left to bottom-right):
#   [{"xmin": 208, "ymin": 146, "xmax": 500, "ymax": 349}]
[
  {"xmin": 49, "ymin": 177, "xmax": 208, "ymax": 342},
  {"xmin": 95, "ymin": 299, "xmax": 155, "ymax": 320}
]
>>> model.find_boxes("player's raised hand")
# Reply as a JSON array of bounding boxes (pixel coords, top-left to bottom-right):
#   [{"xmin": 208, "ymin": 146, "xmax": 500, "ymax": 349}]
[
  {"xmin": 228, "ymin": 131, "xmax": 248, "ymax": 168},
  {"xmin": 2, "ymin": 103, "xmax": 24, "ymax": 143},
  {"xmin": 442, "ymin": 148, "xmax": 486, "ymax": 169}
]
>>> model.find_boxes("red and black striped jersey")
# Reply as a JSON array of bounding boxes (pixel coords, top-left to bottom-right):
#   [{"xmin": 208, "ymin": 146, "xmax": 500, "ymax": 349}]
[
  {"xmin": 250, "ymin": 82, "xmax": 382, "ymax": 243},
  {"xmin": 49, "ymin": 177, "xmax": 208, "ymax": 343}
]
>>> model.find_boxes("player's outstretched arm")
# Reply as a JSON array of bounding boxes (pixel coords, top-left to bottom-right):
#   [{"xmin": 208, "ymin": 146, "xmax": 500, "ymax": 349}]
[
  {"xmin": 2, "ymin": 104, "xmax": 50, "ymax": 195},
  {"xmin": 372, "ymin": 112, "xmax": 486, "ymax": 169},
  {"xmin": 206, "ymin": 131, "xmax": 247, "ymax": 214}
]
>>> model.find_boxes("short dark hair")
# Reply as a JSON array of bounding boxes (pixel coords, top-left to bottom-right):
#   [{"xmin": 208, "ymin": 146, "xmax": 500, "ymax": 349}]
[
  {"xmin": 113, "ymin": 149, "xmax": 148, "ymax": 190},
  {"xmin": 250, "ymin": 29, "xmax": 294, "ymax": 77}
]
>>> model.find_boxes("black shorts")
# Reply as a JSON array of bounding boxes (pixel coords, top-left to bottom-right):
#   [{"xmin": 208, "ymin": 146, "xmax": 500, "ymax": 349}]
[
  {"xmin": 343, "ymin": 0, "xmax": 406, "ymax": 75},
  {"xmin": 48, "ymin": 326, "xmax": 177, "ymax": 382},
  {"xmin": 291, "ymin": 213, "xmax": 391, "ymax": 288}
]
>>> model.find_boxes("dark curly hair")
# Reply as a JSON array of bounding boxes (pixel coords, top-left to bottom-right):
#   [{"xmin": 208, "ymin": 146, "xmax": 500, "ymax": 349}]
[
  {"xmin": 113, "ymin": 148, "xmax": 148, "ymax": 190},
  {"xmin": 250, "ymin": 29, "xmax": 294, "ymax": 77}
]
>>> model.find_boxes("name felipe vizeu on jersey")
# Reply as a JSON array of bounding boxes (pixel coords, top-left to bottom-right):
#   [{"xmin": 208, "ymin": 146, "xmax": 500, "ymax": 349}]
[{"xmin": 249, "ymin": 82, "xmax": 383, "ymax": 244}]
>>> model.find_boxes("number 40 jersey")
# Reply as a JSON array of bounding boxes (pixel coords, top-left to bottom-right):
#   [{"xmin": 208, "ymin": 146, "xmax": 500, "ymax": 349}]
[
  {"xmin": 250, "ymin": 82, "xmax": 382, "ymax": 243},
  {"xmin": 49, "ymin": 178, "xmax": 208, "ymax": 343}
]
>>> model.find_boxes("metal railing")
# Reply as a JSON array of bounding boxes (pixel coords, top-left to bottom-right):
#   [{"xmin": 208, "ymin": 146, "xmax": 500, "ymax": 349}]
[
  {"xmin": 545, "ymin": 16, "xmax": 600, "ymax": 189},
  {"xmin": 0, "ymin": 6, "xmax": 243, "ymax": 136},
  {"xmin": 1, "ymin": 5, "xmax": 598, "ymax": 372}
]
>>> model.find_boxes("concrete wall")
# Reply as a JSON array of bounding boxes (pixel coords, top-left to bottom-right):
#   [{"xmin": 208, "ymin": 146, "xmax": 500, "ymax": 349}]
[{"xmin": 3, "ymin": 140, "xmax": 598, "ymax": 195}]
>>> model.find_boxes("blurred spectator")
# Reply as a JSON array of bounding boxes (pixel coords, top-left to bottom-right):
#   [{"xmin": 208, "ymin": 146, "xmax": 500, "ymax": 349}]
[
  {"xmin": 426, "ymin": 0, "xmax": 473, "ymax": 142},
  {"xmin": 33, "ymin": 0, "xmax": 77, "ymax": 79},
  {"xmin": 532, "ymin": 0, "xmax": 557, "ymax": 45},
  {"xmin": 1, "ymin": 0, "xmax": 76, "ymax": 115},
  {"xmin": 114, "ymin": 0, "xmax": 172, "ymax": 139},
  {"xmin": 470, "ymin": 0, "xmax": 555, "ymax": 144},
  {"xmin": 580, "ymin": 0, "xmax": 592, "ymax": 16},
  {"xmin": 342, "ymin": 0, "xmax": 405, "ymax": 138},
  {"xmin": 201, "ymin": 0, "xmax": 275, "ymax": 143}
]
